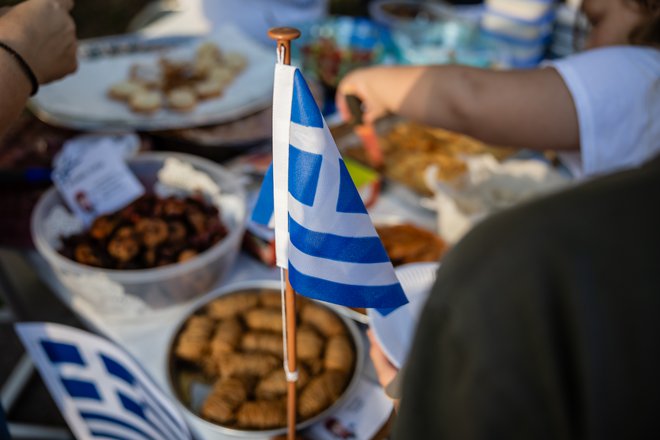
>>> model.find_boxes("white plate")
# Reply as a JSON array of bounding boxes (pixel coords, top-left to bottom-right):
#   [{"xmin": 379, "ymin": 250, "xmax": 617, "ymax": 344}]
[
  {"xmin": 29, "ymin": 26, "xmax": 274, "ymax": 131},
  {"xmin": 368, "ymin": 262, "xmax": 439, "ymax": 368}
]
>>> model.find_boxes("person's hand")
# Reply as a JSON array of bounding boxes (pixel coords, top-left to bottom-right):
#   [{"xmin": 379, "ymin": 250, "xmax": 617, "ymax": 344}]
[
  {"xmin": 336, "ymin": 67, "xmax": 389, "ymax": 125},
  {"xmin": 0, "ymin": 0, "xmax": 77, "ymax": 84},
  {"xmin": 367, "ymin": 328, "xmax": 399, "ymax": 390}
]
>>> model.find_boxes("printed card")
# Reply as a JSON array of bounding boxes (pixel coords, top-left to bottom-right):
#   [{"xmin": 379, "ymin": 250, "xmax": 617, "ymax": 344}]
[{"xmin": 51, "ymin": 134, "xmax": 144, "ymax": 226}]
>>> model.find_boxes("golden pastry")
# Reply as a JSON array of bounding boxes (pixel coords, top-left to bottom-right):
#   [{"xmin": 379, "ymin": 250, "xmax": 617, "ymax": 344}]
[
  {"xmin": 209, "ymin": 318, "xmax": 243, "ymax": 359},
  {"xmin": 324, "ymin": 335, "xmax": 354, "ymax": 373},
  {"xmin": 241, "ymin": 331, "xmax": 283, "ymax": 358},
  {"xmin": 207, "ymin": 293, "xmax": 259, "ymax": 320},
  {"xmin": 255, "ymin": 365, "xmax": 309, "ymax": 400},
  {"xmin": 236, "ymin": 400, "xmax": 286, "ymax": 430},
  {"xmin": 174, "ymin": 315, "xmax": 215, "ymax": 362},
  {"xmin": 298, "ymin": 370, "xmax": 349, "ymax": 419},
  {"xmin": 244, "ymin": 307, "xmax": 283, "ymax": 333},
  {"xmin": 296, "ymin": 325, "xmax": 324, "ymax": 362},
  {"xmin": 200, "ymin": 376, "xmax": 248, "ymax": 425},
  {"xmin": 216, "ymin": 352, "xmax": 279, "ymax": 379},
  {"xmin": 300, "ymin": 302, "xmax": 345, "ymax": 337}
]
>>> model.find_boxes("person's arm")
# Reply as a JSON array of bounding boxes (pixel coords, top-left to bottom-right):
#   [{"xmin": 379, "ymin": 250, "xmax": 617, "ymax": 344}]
[
  {"xmin": 336, "ymin": 64, "xmax": 579, "ymax": 151},
  {"xmin": 0, "ymin": 47, "xmax": 33, "ymax": 134},
  {"xmin": 0, "ymin": 0, "xmax": 77, "ymax": 137}
]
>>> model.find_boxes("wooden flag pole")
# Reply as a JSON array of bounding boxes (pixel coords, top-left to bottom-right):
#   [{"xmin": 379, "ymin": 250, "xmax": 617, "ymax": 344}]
[{"xmin": 268, "ymin": 26, "xmax": 300, "ymax": 440}]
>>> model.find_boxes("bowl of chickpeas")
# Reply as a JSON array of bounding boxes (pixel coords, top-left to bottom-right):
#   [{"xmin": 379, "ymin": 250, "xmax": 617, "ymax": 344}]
[
  {"xmin": 31, "ymin": 151, "xmax": 247, "ymax": 323},
  {"xmin": 165, "ymin": 280, "xmax": 365, "ymax": 438}
]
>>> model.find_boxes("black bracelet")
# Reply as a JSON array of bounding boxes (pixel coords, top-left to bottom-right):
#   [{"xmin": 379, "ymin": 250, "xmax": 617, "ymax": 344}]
[{"xmin": 0, "ymin": 41, "xmax": 39, "ymax": 96}]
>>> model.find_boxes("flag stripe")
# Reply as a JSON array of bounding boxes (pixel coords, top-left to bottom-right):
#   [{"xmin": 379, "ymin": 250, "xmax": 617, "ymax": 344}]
[
  {"xmin": 41, "ymin": 340, "xmax": 85, "ymax": 366},
  {"xmin": 118, "ymin": 391, "xmax": 172, "ymax": 440},
  {"xmin": 87, "ymin": 421, "xmax": 144, "ymax": 440},
  {"xmin": 139, "ymin": 385, "xmax": 188, "ymax": 436},
  {"xmin": 89, "ymin": 430, "xmax": 133, "ymax": 440},
  {"xmin": 289, "ymin": 262, "xmax": 407, "ymax": 308},
  {"xmin": 101, "ymin": 354, "xmax": 134, "ymax": 385},
  {"xmin": 100, "ymin": 353, "xmax": 188, "ymax": 435},
  {"xmin": 80, "ymin": 411, "xmax": 157, "ymax": 440},
  {"xmin": 289, "ymin": 243, "xmax": 399, "ymax": 286},
  {"xmin": 289, "ymin": 214, "xmax": 389, "ymax": 263},
  {"xmin": 61, "ymin": 377, "xmax": 101, "ymax": 400},
  {"xmin": 288, "ymin": 195, "xmax": 374, "ymax": 236}
]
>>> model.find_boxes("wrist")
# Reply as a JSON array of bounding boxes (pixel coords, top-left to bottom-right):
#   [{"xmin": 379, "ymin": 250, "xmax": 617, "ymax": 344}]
[{"xmin": 0, "ymin": 41, "xmax": 39, "ymax": 95}]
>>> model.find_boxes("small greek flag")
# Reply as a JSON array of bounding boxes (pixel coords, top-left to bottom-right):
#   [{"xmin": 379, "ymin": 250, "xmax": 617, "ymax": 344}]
[
  {"xmin": 252, "ymin": 64, "xmax": 407, "ymax": 312},
  {"xmin": 15, "ymin": 323, "xmax": 191, "ymax": 440}
]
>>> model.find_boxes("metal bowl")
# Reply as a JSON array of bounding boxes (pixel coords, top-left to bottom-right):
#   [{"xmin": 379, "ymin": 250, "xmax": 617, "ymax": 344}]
[{"xmin": 164, "ymin": 280, "xmax": 365, "ymax": 438}]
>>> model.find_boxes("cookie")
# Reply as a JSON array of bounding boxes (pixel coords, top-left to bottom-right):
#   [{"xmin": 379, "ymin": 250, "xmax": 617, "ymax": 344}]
[
  {"xmin": 167, "ymin": 88, "xmax": 198, "ymax": 112},
  {"xmin": 195, "ymin": 80, "xmax": 224, "ymax": 99},
  {"xmin": 129, "ymin": 90, "xmax": 162, "ymax": 114},
  {"xmin": 108, "ymin": 80, "xmax": 146, "ymax": 101}
]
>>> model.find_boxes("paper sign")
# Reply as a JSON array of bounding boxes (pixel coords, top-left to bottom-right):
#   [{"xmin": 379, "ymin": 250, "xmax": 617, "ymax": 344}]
[
  {"xmin": 306, "ymin": 380, "xmax": 394, "ymax": 440},
  {"xmin": 51, "ymin": 134, "xmax": 144, "ymax": 226},
  {"xmin": 15, "ymin": 322, "xmax": 192, "ymax": 440}
]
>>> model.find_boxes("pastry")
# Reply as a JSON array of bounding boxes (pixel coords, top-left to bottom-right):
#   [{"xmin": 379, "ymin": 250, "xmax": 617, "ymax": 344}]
[
  {"xmin": 255, "ymin": 366, "xmax": 309, "ymax": 400},
  {"xmin": 108, "ymin": 80, "xmax": 145, "ymax": 101},
  {"xmin": 207, "ymin": 293, "xmax": 259, "ymax": 319},
  {"xmin": 300, "ymin": 302, "xmax": 345, "ymax": 337},
  {"xmin": 241, "ymin": 331, "xmax": 283, "ymax": 358},
  {"xmin": 107, "ymin": 41, "xmax": 246, "ymax": 113},
  {"xmin": 298, "ymin": 371, "xmax": 348, "ymax": 419},
  {"xmin": 209, "ymin": 318, "xmax": 243, "ymax": 358},
  {"xmin": 201, "ymin": 376, "xmax": 248, "ymax": 425},
  {"xmin": 296, "ymin": 325, "xmax": 324, "ymax": 362},
  {"xmin": 216, "ymin": 352, "xmax": 279, "ymax": 378},
  {"xmin": 167, "ymin": 88, "xmax": 197, "ymax": 112},
  {"xmin": 244, "ymin": 307, "xmax": 283, "ymax": 333},
  {"xmin": 129, "ymin": 90, "xmax": 162, "ymax": 113},
  {"xmin": 324, "ymin": 335, "xmax": 354, "ymax": 373},
  {"xmin": 174, "ymin": 315, "xmax": 215, "ymax": 362},
  {"xmin": 236, "ymin": 400, "xmax": 286, "ymax": 430},
  {"xmin": 194, "ymin": 79, "xmax": 223, "ymax": 99}
]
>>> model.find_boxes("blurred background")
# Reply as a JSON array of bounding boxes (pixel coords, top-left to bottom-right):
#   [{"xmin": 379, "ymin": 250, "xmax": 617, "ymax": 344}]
[{"xmin": 0, "ymin": 0, "xmax": 587, "ymax": 438}]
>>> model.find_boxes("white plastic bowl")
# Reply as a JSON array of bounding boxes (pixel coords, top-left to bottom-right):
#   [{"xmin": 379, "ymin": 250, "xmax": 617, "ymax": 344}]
[{"xmin": 31, "ymin": 152, "xmax": 247, "ymax": 323}]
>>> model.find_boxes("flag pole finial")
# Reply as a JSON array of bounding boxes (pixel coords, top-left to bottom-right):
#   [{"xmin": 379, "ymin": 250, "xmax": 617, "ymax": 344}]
[{"xmin": 268, "ymin": 27, "xmax": 300, "ymax": 65}]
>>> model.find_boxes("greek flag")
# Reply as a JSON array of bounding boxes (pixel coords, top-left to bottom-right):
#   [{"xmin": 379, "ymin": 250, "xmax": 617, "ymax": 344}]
[
  {"xmin": 15, "ymin": 323, "xmax": 191, "ymax": 440},
  {"xmin": 252, "ymin": 64, "xmax": 407, "ymax": 312}
]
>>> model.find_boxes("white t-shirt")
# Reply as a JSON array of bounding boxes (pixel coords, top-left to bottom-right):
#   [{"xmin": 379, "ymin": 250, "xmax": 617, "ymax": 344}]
[{"xmin": 550, "ymin": 46, "xmax": 660, "ymax": 177}]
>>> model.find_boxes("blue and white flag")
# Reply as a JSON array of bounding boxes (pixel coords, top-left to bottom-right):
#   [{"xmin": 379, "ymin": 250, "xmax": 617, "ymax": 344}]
[
  {"xmin": 15, "ymin": 323, "xmax": 191, "ymax": 440},
  {"xmin": 252, "ymin": 64, "xmax": 407, "ymax": 312}
]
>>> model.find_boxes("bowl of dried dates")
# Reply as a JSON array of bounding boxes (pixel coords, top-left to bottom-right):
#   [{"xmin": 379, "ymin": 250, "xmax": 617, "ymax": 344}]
[{"xmin": 31, "ymin": 152, "xmax": 247, "ymax": 322}]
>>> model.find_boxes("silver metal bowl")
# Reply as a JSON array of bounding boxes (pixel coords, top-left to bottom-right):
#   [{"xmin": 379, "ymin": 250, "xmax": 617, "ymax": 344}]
[{"xmin": 164, "ymin": 279, "xmax": 365, "ymax": 438}]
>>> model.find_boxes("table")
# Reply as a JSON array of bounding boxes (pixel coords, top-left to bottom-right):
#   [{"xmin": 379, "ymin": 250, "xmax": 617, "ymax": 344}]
[
  {"xmin": 23, "ymin": 163, "xmax": 435, "ymax": 437},
  {"xmin": 12, "ymin": 6, "xmax": 438, "ymax": 437}
]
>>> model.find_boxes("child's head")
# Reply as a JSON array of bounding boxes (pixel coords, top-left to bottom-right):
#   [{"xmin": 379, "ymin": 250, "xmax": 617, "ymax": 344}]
[{"xmin": 582, "ymin": 0, "xmax": 659, "ymax": 48}]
